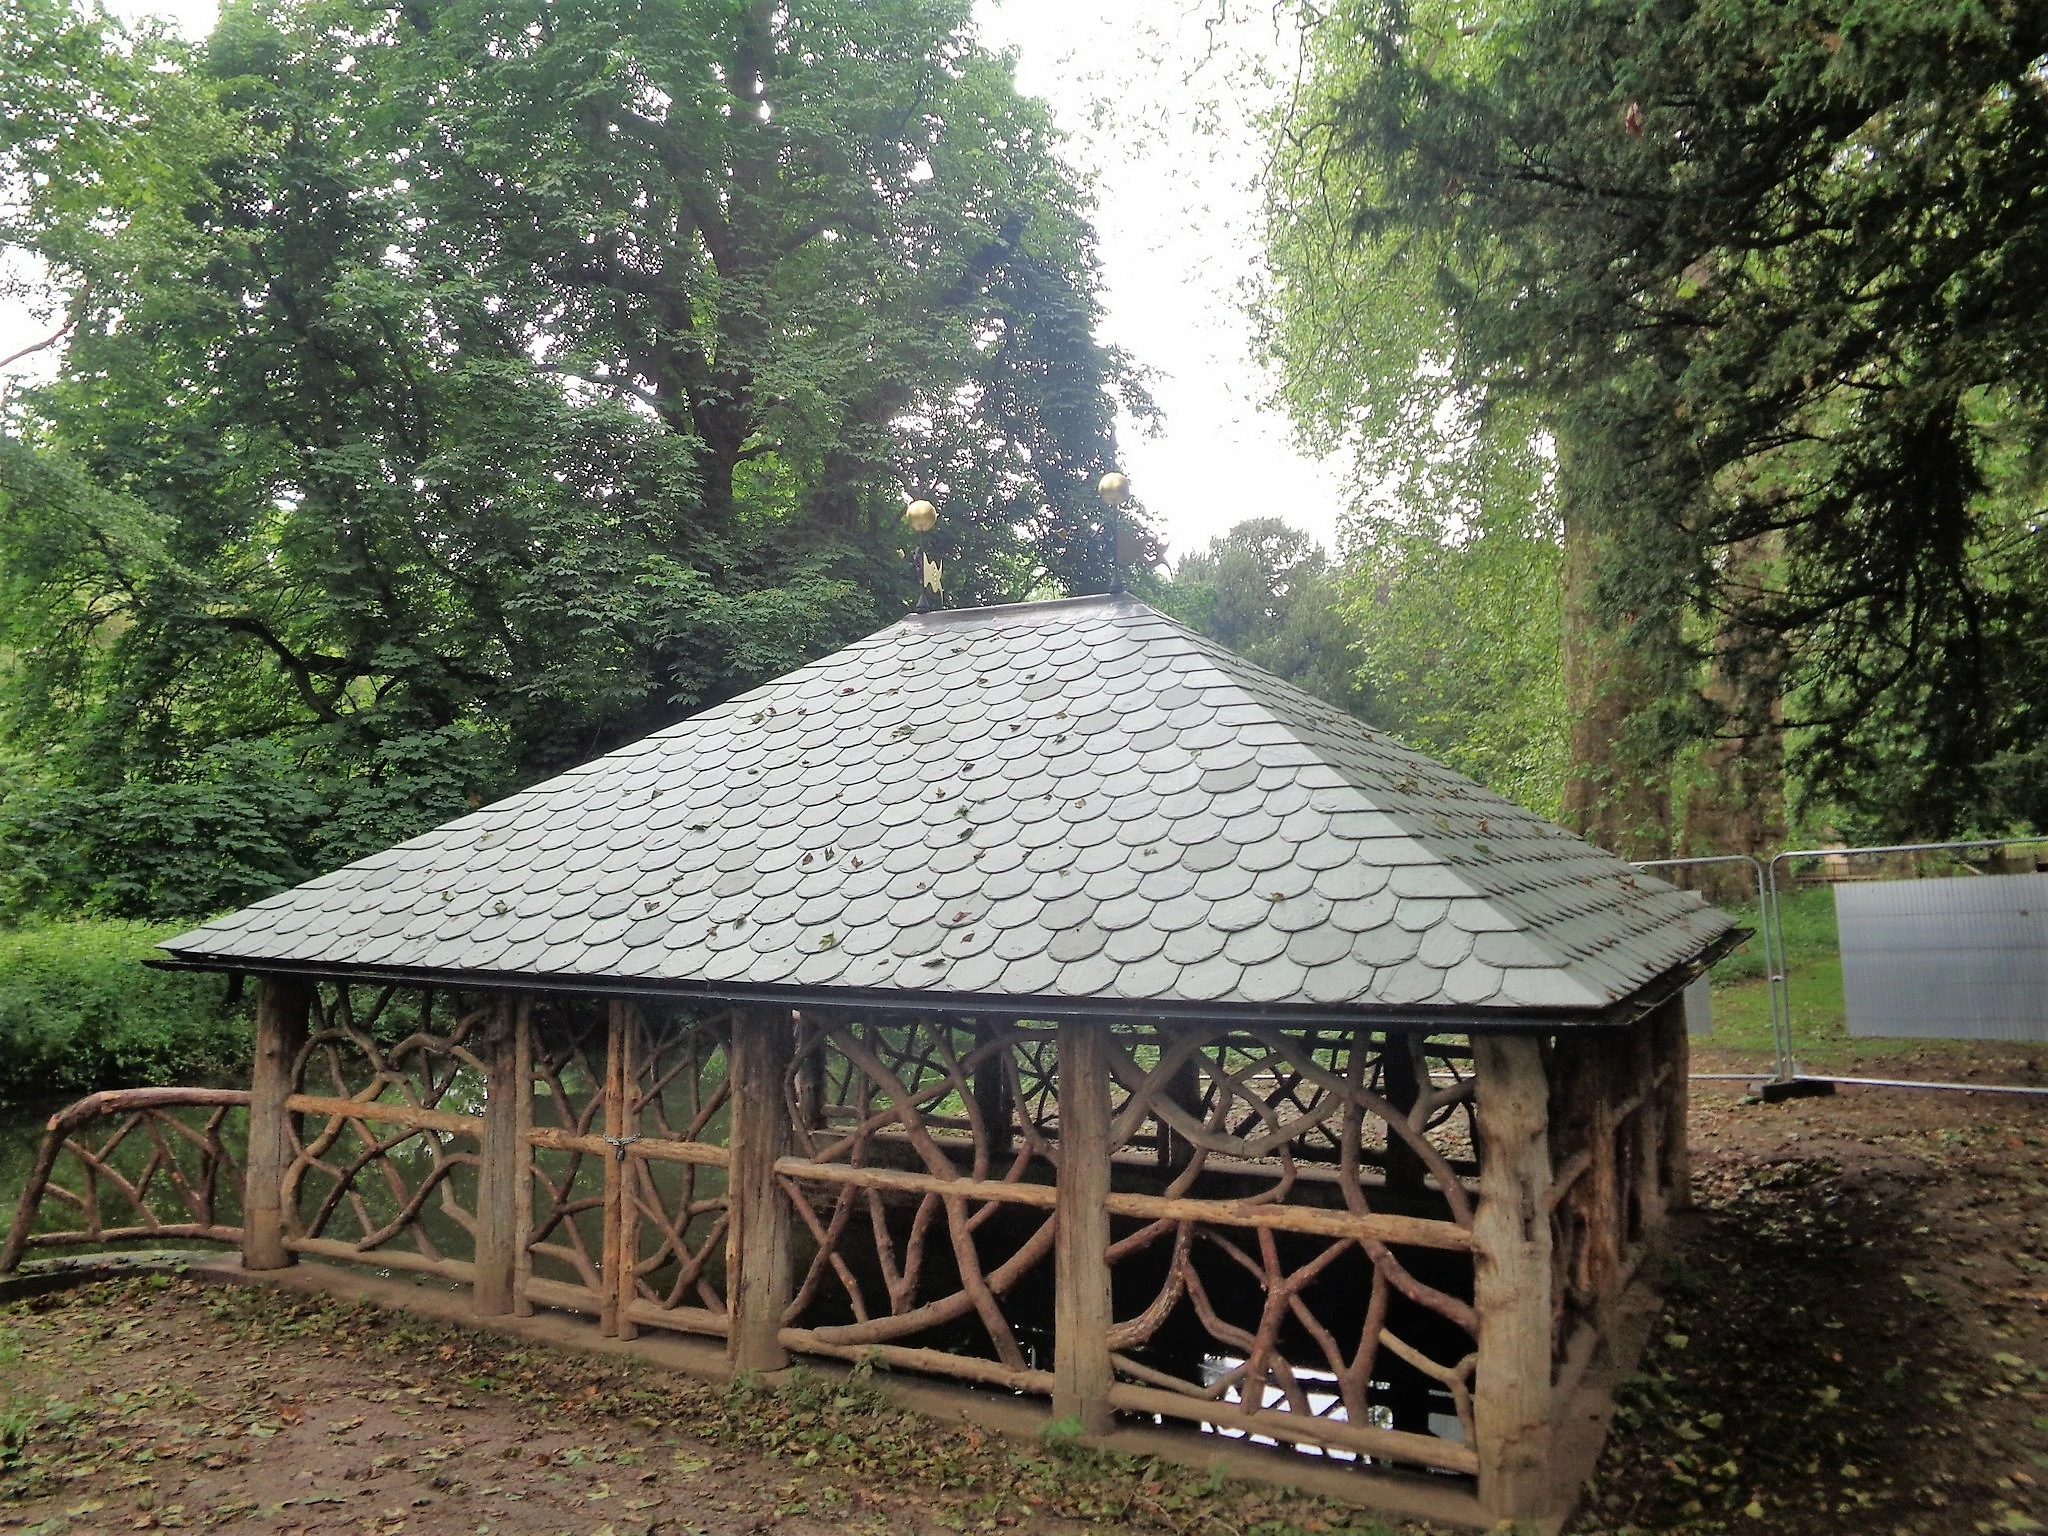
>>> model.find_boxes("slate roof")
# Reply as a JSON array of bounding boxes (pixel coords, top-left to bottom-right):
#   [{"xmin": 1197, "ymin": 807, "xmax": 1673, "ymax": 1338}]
[{"xmin": 161, "ymin": 595, "xmax": 1735, "ymax": 1022}]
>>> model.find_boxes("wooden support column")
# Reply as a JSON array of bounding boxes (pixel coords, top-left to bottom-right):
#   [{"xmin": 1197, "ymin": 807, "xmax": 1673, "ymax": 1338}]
[
  {"xmin": 1378, "ymin": 1030, "xmax": 1435, "ymax": 1437},
  {"xmin": 973, "ymin": 1022, "xmax": 1014, "ymax": 1158},
  {"xmin": 512, "ymin": 998, "xmax": 536, "ymax": 1315},
  {"xmin": 244, "ymin": 976, "xmax": 311, "ymax": 1272},
  {"xmin": 1628, "ymin": 1014, "xmax": 1664, "ymax": 1239},
  {"xmin": 474, "ymin": 996, "xmax": 527, "ymax": 1317},
  {"xmin": 1379, "ymin": 1030, "xmax": 1431, "ymax": 1196},
  {"xmin": 1654, "ymin": 995, "xmax": 1693, "ymax": 1212},
  {"xmin": 612, "ymin": 1002, "xmax": 643, "ymax": 1341},
  {"xmin": 795, "ymin": 1013, "xmax": 829, "ymax": 1137},
  {"xmin": 1584, "ymin": 1037, "xmax": 1623, "ymax": 1341},
  {"xmin": 1053, "ymin": 1018, "xmax": 1114, "ymax": 1435},
  {"xmin": 727, "ymin": 1005, "xmax": 796, "ymax": 1373},
  {"xmin": 1156, "ymin": 1045, "xmax": 1201, "ymax": 1174},
  {"xmin": 1472, "ymin": 1033, "xmax": 1555, "ymax": 1524},
  {"xmin": 599, "ymin": 1001, "xmax": 631, "ymax": 1337}
]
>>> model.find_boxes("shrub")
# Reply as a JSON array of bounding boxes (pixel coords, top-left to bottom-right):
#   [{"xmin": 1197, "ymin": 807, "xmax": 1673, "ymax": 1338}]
[{"xmin": 0, "ymin": 920, "xmax": 248, "ymax": 1107}]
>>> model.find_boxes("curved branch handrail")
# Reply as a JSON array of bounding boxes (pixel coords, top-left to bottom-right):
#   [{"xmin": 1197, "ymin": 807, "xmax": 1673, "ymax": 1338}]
[{"xmin": 2, "ymin": 1087, "xmax": 251, "ymax": 1273}]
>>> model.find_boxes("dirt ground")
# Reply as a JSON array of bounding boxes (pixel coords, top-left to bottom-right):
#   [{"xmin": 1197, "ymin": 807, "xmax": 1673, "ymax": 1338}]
[
  {"xmin": 1582, "ymin": 1044, "xmax": 2048, "ymax": 1536},
  {"xmin": 6, "ymin": 1049, "xmax": 2048, "ymax": 1536}
]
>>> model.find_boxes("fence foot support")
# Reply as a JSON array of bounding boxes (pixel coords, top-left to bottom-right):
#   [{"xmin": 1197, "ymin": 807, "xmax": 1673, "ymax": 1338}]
[{"xmin": 1758, "ymin": 1077, "xmax": 1838, "ymax": 1103}]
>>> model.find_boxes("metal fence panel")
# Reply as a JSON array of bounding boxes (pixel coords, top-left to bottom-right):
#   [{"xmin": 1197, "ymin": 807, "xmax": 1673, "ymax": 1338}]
[
  {"xmin": 1836, "ymin": 874, "xmax": 2048, "ymax": 1040},
  {"xmin": 1684, "ymin": 975, "xmax": 1712, "ymax": 1038}
]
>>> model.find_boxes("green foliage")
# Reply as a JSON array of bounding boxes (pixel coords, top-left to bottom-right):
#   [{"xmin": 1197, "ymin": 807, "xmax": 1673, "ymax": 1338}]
[
  {"xmin": 1154, "ymin": 512, "xmax": 1567, "ymax": 814},
  {"xmin": 1034, "ymin": 1413, "xmax": 1087, "ymax": 1454},
  {"xmin": 0, "ymin": 1403, "xmax": 29, "ymax": 1471},
  {"xmin": 0, "ymin": 0, "xmax": 1146, "ymax": 919},
  {"xmin": 0, "ymin": 920, "xmax": 249, "ymax": 1106},
  {"xmin": 1262, "ymin": 0, "xmax": 2048, "ymax": 840},
  {"xmin": 1254, "ymin": 4, "xmax": 1572, "ymax": 821},
  {"xmin": 1152, "ymin": 518, "xmax": 1365, "ymax": 712},
  {"xmin": 1342, "ymin": 506, "xmax": 1567, "ymax": 819}
]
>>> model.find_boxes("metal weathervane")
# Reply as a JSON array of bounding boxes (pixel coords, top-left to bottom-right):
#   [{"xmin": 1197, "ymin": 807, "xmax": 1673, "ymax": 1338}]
[
  {"xmin": 906, "ymin": 498, "xmax": 941, "ymax": 613},
  {"xmin": 1097, "ymin": 471, "xmax": 1131, "ymax": 596}
]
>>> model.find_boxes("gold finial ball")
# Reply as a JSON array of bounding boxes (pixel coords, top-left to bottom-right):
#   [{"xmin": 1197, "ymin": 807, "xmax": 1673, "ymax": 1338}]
[
  {"xmin": 905, "ymin": 499, "xmax": 937, "ymax": 533},
  {"xmin": 1097, "ymin": 471, "xmax": 1131, "ymax": 508}
]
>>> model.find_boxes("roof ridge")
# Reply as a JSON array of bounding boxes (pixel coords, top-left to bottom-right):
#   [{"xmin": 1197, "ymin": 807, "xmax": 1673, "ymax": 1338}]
[{"xmin": 900, "ymin": 592, "xmax": 1138, "ymax": 629}]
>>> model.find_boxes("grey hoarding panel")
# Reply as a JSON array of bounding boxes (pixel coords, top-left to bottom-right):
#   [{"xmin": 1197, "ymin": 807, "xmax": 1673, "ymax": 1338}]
[
  {"xmin": 1836, "ymin": 873, "xmax": 2048, "ymax": 1040},
  {"xmin": 1684, "ymin": 975, "xmax": 1712, "ymax": 1037}
]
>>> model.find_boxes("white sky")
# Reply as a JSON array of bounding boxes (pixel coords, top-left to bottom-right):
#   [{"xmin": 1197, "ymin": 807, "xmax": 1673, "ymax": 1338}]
[{"xmin": 0, "ymin": 0, "xmax": 1347, "ymax": 560}]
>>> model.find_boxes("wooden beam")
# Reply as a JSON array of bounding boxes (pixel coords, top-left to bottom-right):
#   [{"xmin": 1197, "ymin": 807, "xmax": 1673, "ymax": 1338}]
[
  {"xmin": 244, "ymin": 977, "xmax": 311, "ymax": 1272},
  {"xmin": 1629, "ymin": 1013, "xmax": 1664, "ymax": 1238},
  {"xmin": 284, "ymin": 1095, "xmax": 479, "ymax": 1138},
  {"xmin": 1052, "ymin": 1018, "xmax": 1113, "ymax": 1435},
  {"xmin": 615, "ymin": 1004, "xmax": 646, "ymax": 1341},
  {"xmin": 528, "ymin": 1126, "xmax": 729, "ymax": 1165},
  {"xmin": 973, "ymin": 1025, "xmax": 1013, "ymax": 1158},
  {"xmin": 1107, "ymin": 1381, "xmax": 1480, "ymax": 1477},
  {"xmin": 287, "ymin": 1235, "xmax": 473, "ymax": 1285},
  {"xmin": 474, "ymin": 997, "xmax": 525, "ymax": 1317},
  {"xmin": 771, "ymin": 1157, "xmax": 1472, "ymax": 1249},
  {"xmin": 1471, "ymin": 1033, "xmax": 1554, "ymax": 1524},
  {"xmin": 726, "ymin": 1005, "xmax": 796, "ymax": 1374},
  {"xmin": 1585, "ymin": 1038, "xmax": 1623, "ymax": 1343},
  {"xmin": 782, "ymin": 1331, "xmax": 1056, "ymax": 1394}
]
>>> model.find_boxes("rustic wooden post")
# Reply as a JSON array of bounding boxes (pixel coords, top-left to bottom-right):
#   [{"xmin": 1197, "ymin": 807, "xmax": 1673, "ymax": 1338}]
[
  {"xmin": 512, "ymin": 998, "xmax": 536, "ymax": 1315},
  {"xmin": 973, "ymin": 1021, "xmax": 1014, "ymax": 1158},
  {"xmin": 1156, "ymin": 1047, "xmax": 1201, "ymax": 1174},
  {"xmin": 1628, "ymin": 1013, "xmax": 1664, "ymax": 1239},
  {"xmin": 1378, "ymin": 1030, "xmax": 1435, "ymax": 1436},
  {"xmin": 1053, "ymin": 1018, "xmax": 1113, "ymax": 1435},
  {"xmin": 1583, "ymin": 1035, "xmax": 1623, "ymax": 1340},
  {"xmin": 1379, "ymin": 1030, "xmax": 1431, "ymax": 1196},
  {"xmin": 243, "ymin": 976, "xmax": 311, "ymax": 1272},
  {"xmin": 795, "ymin": 1013, "xmax": 830, "ymax": 1136},
  {"xmin": 1654, "ymin": 995, "xmax": 1693, "ymax": 1212},
  {"xmin": 599, "ymin": 1000, "xmax": 631, "ymax": 1337},
  {"xmin": 1472, "ymin": 1032, "xmax": 1555, "ymax": 1524},
  {"xmin": 474, "ymin": 995, "xmax": 527, "ymax": 1316},
  {"xmin": 726, "ymin": 1005, "xmax": 796, "ymax": 1373},
  {"xmin": 613, "ymin": 1002, "xmax": 643, "ymax": 1341}
]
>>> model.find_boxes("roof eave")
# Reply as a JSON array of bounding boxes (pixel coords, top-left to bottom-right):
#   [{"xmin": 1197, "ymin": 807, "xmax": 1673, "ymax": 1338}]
[{"xmin": 148, "ymin": 924, "xmax": 1749, "ymax": 1033}]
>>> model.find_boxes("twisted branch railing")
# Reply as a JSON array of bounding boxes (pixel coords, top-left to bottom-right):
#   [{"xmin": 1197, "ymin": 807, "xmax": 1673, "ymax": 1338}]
[
  {"xmin": 1, "ymin": 978, "xmax": 1694, "ymax": 1525},
  {"xmin": 1, "ymin": 1087, "xmax": 250, "ymax": 1271}
]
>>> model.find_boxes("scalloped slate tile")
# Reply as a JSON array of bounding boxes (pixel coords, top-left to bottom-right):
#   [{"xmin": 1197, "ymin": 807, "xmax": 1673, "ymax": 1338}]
[{"xmin": 162, "ymin": 594, "xmax": 1733, "ymax": 1018}]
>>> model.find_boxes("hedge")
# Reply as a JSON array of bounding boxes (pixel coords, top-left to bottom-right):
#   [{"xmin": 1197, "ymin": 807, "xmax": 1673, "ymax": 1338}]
[{"xmin": 0, "ymin": 920, "xmax": 249, "ymax": 1108}]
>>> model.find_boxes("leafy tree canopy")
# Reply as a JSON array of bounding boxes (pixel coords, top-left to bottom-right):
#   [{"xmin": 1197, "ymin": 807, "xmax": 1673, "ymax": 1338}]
[
  {"xmin": 1263, "ymin": 0, "xmax": 2048, "ymax": 841},
  {"xmin": 1156, "ymin": 511, "xmax": 1566, "ymax": 818},
  {"xmin": 0, "ymin": 0, "xmax": 1148, "ymax": 918},
  {"xmin": 1152, "ymin": 517, "xmax": 1363, "ymax": 713}
]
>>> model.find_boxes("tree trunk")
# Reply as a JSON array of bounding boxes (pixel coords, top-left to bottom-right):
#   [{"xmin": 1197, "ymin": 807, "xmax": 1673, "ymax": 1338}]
[
  {"xmin": 1679, "ymin": 535, "xmax": 1787, "ymax": 897},
  {"xmin": 1560, "ymin": 511, "xmax": 1673, "ymax": 860}
]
